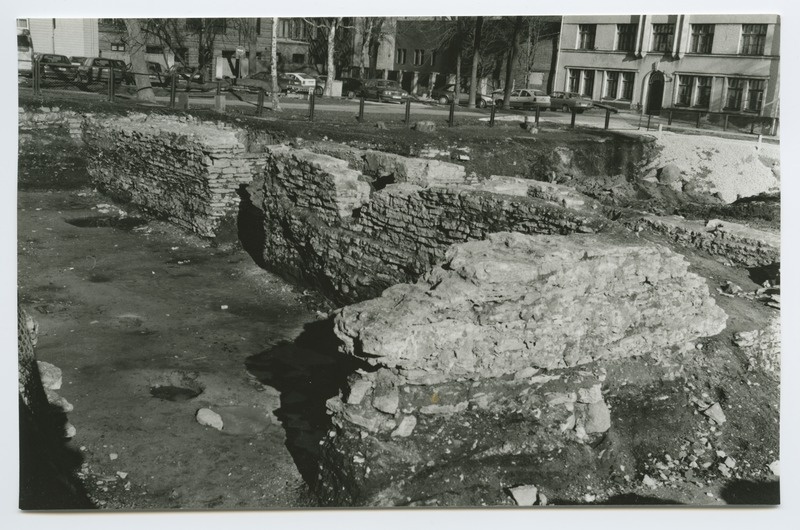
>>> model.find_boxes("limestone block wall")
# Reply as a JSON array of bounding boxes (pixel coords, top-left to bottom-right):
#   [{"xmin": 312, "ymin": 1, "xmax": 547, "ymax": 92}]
[
  {"xmin": 247, "ymin": 146, "xmax": 611, "ymax": 304},
  {"xmin": 18, "ymin": 106, "xmax": 84, "ymax": 140},
  {"xmin": 82, "ymin": 115, "xmax": 265, "ymax": 238},
  {"xmin": 631, "ymin": 215, "xmax": 780, "ymax": 268}
]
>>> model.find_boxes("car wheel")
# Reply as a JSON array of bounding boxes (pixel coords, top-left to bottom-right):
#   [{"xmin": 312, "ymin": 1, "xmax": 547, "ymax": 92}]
[
  {"xmin": 495, "ymin": 100, "xmax": 504, "ymax": 109},
  {"xmin": 314, "ymin": 86, "xmax": 323, "ymax": 96},
  {"xmin": 347, "ymin": 90, "xmax": 355, "ymax": 99},
  {"xmin": 438, "ymin": 96, "xmax": 449, "ymax": 105},
  {"xmin": 562, "ymin": 104, "xmax": 570, "ymax": 112},
  {"xmin": 478, "ymin": 99, "xmax": 487, "ymax": 109},
  {"xmin": 577, "ymin": 109, "xmax": 585, "ymax": 114}
]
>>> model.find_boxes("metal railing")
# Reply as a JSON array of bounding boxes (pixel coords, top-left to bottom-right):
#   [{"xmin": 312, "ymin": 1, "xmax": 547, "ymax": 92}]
[{"xmin": 21, "ymin": 66, "xmax": 780, "ymax": 140}]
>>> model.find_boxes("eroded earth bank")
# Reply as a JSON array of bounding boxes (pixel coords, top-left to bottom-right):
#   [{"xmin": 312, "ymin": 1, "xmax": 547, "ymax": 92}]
[{"xmin": 18, "ymin": 103, "xmax": 780, "ymax": 508}]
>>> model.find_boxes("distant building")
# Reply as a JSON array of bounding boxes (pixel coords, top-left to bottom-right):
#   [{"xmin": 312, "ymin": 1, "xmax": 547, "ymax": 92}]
[
  {"xmin": 359, "ymin": 17, "xmax": 561, "ymax": 97},
  {"xmin": 23, "ymin": 18, "xmax": 99, "ymax": 58},
  {"xmin": 555, "ymin": 15, "xmax": 780, "ymax": 117}
]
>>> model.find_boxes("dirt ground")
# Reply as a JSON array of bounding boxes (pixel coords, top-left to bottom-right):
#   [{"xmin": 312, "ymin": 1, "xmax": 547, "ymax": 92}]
[
  {"xmin": 17, "ymin": 181, "xmax": 335, "ymax": 509},
  {"xmin": 15, "ymin": 95, "xmax": 781, "ymax": 511}
]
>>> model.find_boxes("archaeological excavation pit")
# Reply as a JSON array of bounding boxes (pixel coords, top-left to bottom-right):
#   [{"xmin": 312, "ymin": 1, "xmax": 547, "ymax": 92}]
[{"xmin": 17, "ymin": 102, "xmax": 780, "ymax": 510}]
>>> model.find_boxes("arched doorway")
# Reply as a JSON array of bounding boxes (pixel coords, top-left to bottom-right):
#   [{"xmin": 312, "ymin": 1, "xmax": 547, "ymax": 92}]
[{"xmin": 646, "ymin": 71, "xmax": 665, "ymax": 115}]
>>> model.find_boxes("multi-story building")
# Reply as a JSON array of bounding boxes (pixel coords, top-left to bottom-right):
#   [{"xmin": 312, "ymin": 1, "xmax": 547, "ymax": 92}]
[
  {"xmin": 97, "ymin": 18, "xmax": 292, "ymax": 78},
  {"xmin": 22, "ymin": 18, "xmax": 99, "ymax": 58},
  {"xmin": 555, "ymin": 15, "xmax": 780, "ymax": 118}
]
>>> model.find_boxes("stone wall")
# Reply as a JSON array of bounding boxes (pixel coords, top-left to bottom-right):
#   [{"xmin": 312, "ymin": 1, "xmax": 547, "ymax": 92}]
[
  {"xmin": 630, "ymin": 215, "xmax": 780, "ymax": 268},
  {"xmin": 248, "ymin": 146, "xmax": 610, "ymax": 304},
  {"xmin": 18, "ymin": 106, "xmax": 84, "ymax": 140},
  {"xmin": 82, "ymin": 115, "xmax": 265, "ymax": 238}
]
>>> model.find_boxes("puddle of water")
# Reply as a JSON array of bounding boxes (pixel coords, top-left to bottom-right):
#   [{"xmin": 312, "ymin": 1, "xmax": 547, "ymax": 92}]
[
  {"xmin": 149, "ymin": 385, "xmax": 202, "ymax": 402},
  {"xmin": 65, "ymin": 216, "xmax": 148, "ymax": 231}
]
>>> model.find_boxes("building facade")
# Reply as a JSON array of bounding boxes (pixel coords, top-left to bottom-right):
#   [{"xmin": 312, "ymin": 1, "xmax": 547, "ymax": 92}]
[
  {"xmin": 555, "ymin": 15, "xmax": 780, "ymax": 118},
  {"xmin": 23, "ymin": 18, "xmax": 99, "ymax": 58}
]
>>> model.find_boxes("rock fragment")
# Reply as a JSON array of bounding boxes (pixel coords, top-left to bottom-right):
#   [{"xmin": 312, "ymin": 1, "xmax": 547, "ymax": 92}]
[
  {"xmin": 702, "ymin": 403, "xmax": 727, "ymax": 425},
  {"xmin": 390, "ymin": 416, "xmax": 417, "ymax": 438},
  {"xmin": 508, "ymin": 485, "xmax": 538, "ymax": 506},
  {"xmin": 37, "ymin": 361, "xmax": 62, "ymax": 390},
  {"xmin": 196, "ymin": 408, "xmax": 224, "ymax": 431}
]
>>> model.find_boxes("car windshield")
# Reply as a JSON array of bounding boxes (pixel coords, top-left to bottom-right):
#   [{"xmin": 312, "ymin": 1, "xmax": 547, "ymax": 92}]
[
  {"xmin": 377, "ymin": 81, "xmax": 401, "ymax": 89},
  {"xmin": 294, "ymin": 73, "xmax": 314, "ymax": 80},
  {"xmin": 534, "ymin": 90, "xmax": 547, "ymax": 96}
]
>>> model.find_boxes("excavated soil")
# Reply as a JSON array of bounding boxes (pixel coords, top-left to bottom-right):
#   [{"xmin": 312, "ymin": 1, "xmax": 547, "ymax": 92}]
[{"xmin": 16, "ymin": 103, "xmax": 780, "ymax": 509}]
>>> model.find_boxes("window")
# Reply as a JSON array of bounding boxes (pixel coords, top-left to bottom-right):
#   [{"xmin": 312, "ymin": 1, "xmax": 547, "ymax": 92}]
[
  {"xmin": 690, "ymin": 24, "xmax": 714, "ymax": 54},
  {"xmin": 651, "ymin": 24, "xmax": 675, "ymax": 53},
  {"xmin": 568, "ymin": 69, "xmax": 580, "ymax": 93},
  {"xmin": 616, "ymin": 24, "xmax": 637, "ymax": 52},
  {"xmin": 696, "ymin": 77, "xmax": 711, "ymax": 107},
  {"xmin": 605, "ymin": 71, "xmax": 619, "ymax": 98},
  {"xmin": 110, "ymin": 42, "xmax": 126, "ymax": 52},
  {"xmin": 431, "ymin": 50, "xmax": 438, "ymax": 66},
  {"xmin": 413, "ymin": 49, "xmax": 425, "ymax": 66},
  {"xmin": 582, "ymin": 70, "xmax": 595, "ymax": 97},
  {"xmin": 621, "ymin": 72, "xmax": 634, "ymax": 100},
  {"xmin": 725, "ymin": 78, "xmax": 744, "ymax": 110},
  {"xmin": 256, "ymin": 19, "xmax": 261, "ymax": 36},
  {"xmin": 741, "ymin": 24, "xmax": 767, "ymax": 55},
  {"xmin": 146, "ymin": 46, "xmax": 163, "ymax": 54},
  {"xmin": 396, "ymin": 48, "xmax": 407, "ymax": 65},
  {"xmin": 17, "ymin": 19, "xmax": 29, "ymax": 29},
  {"xmin": 292, "ymin": 53, "xmax": 305, "ymax": 64},
  {"xmin": 209, "ymin": 19, "xmax": 226, "ymax": 34},
  {"xmin": 746, "ymin": 79, "xmax": 765, "ymax": 112},
  {"xmin": 578, "ymin": 24, "xmax": 596, "ymax": 50},
  {"xmin": 677, "ymin": 75, "xmax": 693, "ymax": 106}
]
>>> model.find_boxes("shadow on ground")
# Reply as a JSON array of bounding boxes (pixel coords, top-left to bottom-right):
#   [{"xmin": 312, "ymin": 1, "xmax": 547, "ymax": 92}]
[
  {"xmin": 19, "ymin": 398, "xmax": 94, "ymax": 510},
  {"xmin": 244, "ymin": 318, "xmax": 365, "ymax": 487}
]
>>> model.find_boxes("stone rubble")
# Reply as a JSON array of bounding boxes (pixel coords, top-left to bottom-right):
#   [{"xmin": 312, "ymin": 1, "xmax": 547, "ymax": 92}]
[
  {"xmin": 196, "ymin": 408, "xmax": 224, "ymax": 431},
  {"xmin": 318, "ymin": 232, "xmax": 727, "ymax": 505}
]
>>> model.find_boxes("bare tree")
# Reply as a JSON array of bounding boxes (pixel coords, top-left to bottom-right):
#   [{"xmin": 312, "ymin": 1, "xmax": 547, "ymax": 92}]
[
  {"xmin": 501, "ymin": 18, "xmax": 524, "ymax": 108},
  {"xmin": 124, "ymin": 19, "xmax": 155, "ymax": 102},
  {"xmin": 467, "ymin": 16, "xmax": 484, "ymax": 107},
  {"xmin": 304, "ymin": 17, "xmax": 349, "ymax": 96},
  {"xmin": 271, "ymin": 17, "xmax": 281, "ymax": 112},
  {"xmin": 357, "ymin": 17, "xmax": 389, "ymax": 78}
]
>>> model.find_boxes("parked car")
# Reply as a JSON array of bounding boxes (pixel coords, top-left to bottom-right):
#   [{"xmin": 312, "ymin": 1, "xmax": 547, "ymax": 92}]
[
  {"xmin": 35, "ymin": 53, "xmax": 74, "ymax": 82},
  {"xmin": 362, "ymin": 79, "xmax": 409, "ymax": 103},
  {"xmin": 230, "ymin": 71, "xmax": 301, "ymax": 94},
  {"xmin": 549, "ymin": 91, "xmax": 594, "ymax": 113},
  {"xmin": 313, "ymin": 75, "xmax": 327, "ymax": 96},
  {"xmin": 165, "ymin": 65, "xmax": 205, "ymax": 89},
  {"xmin": 341, "ymin": 77, "xmax": 366, "ymax": 99},
  {"xmin": 492, "ymin": 88, "xmax": 551, "ymax": 110},
  {"xmin": 431, "ymin": 84, "xmax": 493, "ymax": 108},
  {"xmin": 284, "ymin": 72, "xmax": 318, "ymax": 93},
  {"xmin": 76, "ymin": 57, "xmax": 127, "ymax": 85}
]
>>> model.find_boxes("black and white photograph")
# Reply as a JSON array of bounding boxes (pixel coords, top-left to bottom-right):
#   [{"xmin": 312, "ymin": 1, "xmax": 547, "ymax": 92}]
[{"xmin": 5, "ymin": 1, "xmax": 796, "ymax": 527}]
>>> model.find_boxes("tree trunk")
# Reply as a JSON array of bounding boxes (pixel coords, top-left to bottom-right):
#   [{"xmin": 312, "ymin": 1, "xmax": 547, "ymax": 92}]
[
  {"xmin": 248, "ymin": 19, "xmax": 259, "ymax": 75},
  {"xmin": 359, "ymin": 18, "xmax": 373, "ymax": 79},
  {"xmin": 271, "ymin": 17, "xmax": 281, "ymax": 112},
  {"xmin": 454, "ymin": 47, "xmax": 461, "ymax": 103},
  {"xmin": 325, "ymin": 18, "xmax": 340, "ymax": 97},
  {"xmin": 468, "ymin": 16, "xmax": 483, "ymax": 107},
  {"xmin": 124, "ymin": 19, "xmax": 155, "ymax": 102},
  {"xmin": 503, "ymin": 19, "xmax": 523, "ymax": 108}
]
